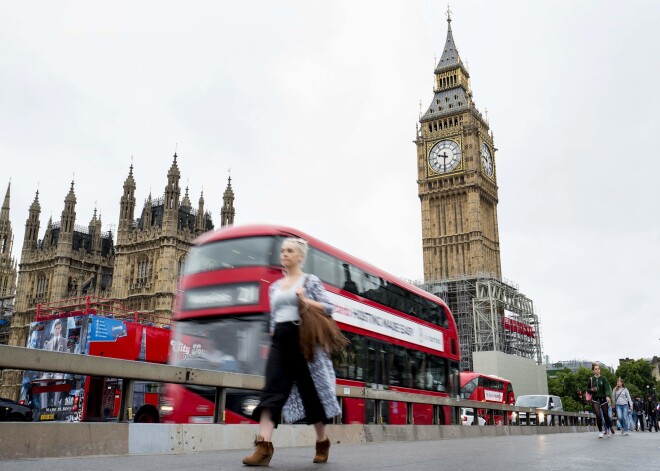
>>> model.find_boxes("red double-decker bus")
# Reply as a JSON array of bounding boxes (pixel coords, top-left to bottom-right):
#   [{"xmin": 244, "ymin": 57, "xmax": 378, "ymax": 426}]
[
  {"xmin": 459, "ymin": 372, "xmax": 515, "ymax": 425},
  {"xmin": 161, "ymin": 224, "xmax": 460, "ymax": 425},
  {"xmin": 21, "ymin": 296, "xmax": 170, "ymax": 423}
]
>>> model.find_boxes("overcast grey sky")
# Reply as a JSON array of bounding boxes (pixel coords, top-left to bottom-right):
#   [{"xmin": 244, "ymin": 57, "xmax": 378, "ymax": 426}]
[{"xmin": 2, "ymin": 1, "xmax": 659, "ymax": 370}]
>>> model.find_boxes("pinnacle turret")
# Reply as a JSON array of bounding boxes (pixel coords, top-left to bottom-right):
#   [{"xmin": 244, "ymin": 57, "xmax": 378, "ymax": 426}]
[
  {"xmin": 220, "ymin": 176, "xmax": 235, "ymax": 227},
  {"xmin": 0, "ymin": 181, "xmax": 13, "ymax": 256},
  {"xmin": 420, "ymin": 12, "xmax": 474, "ymax": 123},
  {"xmin": 23, "ymin": 190, "xmax": 41, "ymax": 249},
  {"xmin": 196, "ymin": 191, "xmax": 207, "ymax": 232},
  {"xmin": 181, "ymin": 186, "xmax": 192, "ymax": 209},
  {"xmin": 1, "ymin": 181, "xmax": 10, "ymax": 221},
  {"xmin": 29, "ymin": 190, "xmax": 40, "ymax": 212},
  {"xmin": 164, "ymin": 152, "xmax": 181, "ymax": 214},
  {"xmin": 123, "ymin": 164, "xmax": 136, "ymax": 191},
  {"xmin": 434, "ymin": 10, "xmax": 465, "ymax": 74},
  {"xmin": 119, "ymin": 164, "xmax": 137, "ymax": 231},
  {"xmin": 60, "ymin": 181, "xmax": 77, "ymax": 234}
]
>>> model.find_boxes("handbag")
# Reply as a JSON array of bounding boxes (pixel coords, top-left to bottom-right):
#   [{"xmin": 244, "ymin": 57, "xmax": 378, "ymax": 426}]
[
  {"xmin": 585, "ymin": 376, "xmax": 595, "ymax": 402},
  {"xmin": 298, "ymin": 277, "xmax": 349, "ymax": 362}
]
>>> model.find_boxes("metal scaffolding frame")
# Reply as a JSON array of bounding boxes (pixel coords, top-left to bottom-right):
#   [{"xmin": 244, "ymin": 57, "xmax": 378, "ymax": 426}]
[{"xmin": 418, "ymin": 274, "xmax": 542, "ymax": 371}]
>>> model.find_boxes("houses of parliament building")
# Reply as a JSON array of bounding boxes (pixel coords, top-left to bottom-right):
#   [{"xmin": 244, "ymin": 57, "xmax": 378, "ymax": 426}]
[{"xmin": 0, "ymin": 153, "xmax": 236, "ymax": 397}]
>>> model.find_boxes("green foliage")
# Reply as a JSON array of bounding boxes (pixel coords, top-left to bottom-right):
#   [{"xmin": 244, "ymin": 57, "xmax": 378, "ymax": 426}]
[
  {"xmin": 561, "ymin": 396, "xmax": 584, "ymax": 413},
  {"xmin": 548, "ymin": 367, "xmax": 588, "ymax": 412},
  {"xmin": 547, "ymin": 359, "xmax": 660, "ymax": 412},
  {"xmin": 615, "ymin": 359, "xmax": 658, "ymax": 396}
]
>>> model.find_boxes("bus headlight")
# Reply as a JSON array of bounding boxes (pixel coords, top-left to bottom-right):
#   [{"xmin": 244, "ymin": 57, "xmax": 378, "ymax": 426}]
[
  {"xmin": 242, "ymin": 398, "xmax": 260, "ymax": 416},
  {"xmin": 160, "ymin": 402, "xmax": 174, "ymax": 416}
]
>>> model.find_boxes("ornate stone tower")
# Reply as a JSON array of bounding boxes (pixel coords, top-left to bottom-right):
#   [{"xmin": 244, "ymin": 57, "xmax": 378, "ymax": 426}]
[
  {"xmin": 0, "ymin": 182, "xmax": 18, "ymax": 344},
  {"xmin": 416, "ymin": 13, "xmax": 501, "ymax": 281},
  {"xmin": 220, "ymin": 176, "xmax": 235, "ymax": 227},
  {"xmin": 111, "ymin": 153, "xmax": 216, "ymax": 319}
]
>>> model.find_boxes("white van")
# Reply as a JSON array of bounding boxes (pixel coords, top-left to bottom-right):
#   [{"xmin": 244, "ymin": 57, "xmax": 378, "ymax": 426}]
[{"xmin": 513, "ymin": 395, "xmax": 563, "ymax": 425}]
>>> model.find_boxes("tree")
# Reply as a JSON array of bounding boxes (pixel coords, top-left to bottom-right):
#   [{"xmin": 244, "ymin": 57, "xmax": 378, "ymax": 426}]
[
  {"xmin": 548, "ymin": 367, "xmax": 587, "ymax": 412},
  {"xmin": 616, "ymin": 359, "xmax": 658, "ymax": 399}
]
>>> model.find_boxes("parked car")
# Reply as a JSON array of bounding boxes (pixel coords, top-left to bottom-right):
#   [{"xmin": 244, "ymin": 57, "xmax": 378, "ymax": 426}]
[
  {"xmin": 0, "ymin": 397, "xmax": 34, "ymax": 422},
  {"xmin": 461, "ymin": 407, "xmax": 486, "ymax": 426},
  {"xmin": 512, "ymin": 395, "xmax": 563, "ymax": 425}
]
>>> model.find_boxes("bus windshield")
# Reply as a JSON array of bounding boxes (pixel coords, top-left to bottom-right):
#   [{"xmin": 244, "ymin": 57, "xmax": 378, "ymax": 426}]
[
  {"xmin": 183, "ymin": 236, "xmax": 278, "ymax": 275},
  {"xmin": 169, "ymin": 316, "xmax": 270, "ymax": 376}
]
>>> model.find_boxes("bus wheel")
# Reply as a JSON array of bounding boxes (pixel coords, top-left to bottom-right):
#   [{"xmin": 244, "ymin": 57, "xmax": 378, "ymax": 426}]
[{"xmin": 134, "ymin": 405, "xmax": 159, "ymax": 423}]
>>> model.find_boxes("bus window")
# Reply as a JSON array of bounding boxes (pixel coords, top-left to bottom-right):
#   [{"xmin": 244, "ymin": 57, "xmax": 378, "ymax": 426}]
[
  {"xmin": 339, "ymin": 263, "xmax": 362, "ymax": 295},
  {"xmin": 307, "ymin": 247, "xmax": 341, "ymax": 287},
  {"xmin": 389, "ymin": 345, "xmax": 407, "ymax": 387},
  {"xmin": 183, "ymin": 236, "xmax": 277, "ymax": 275},
  {"xmin": 333, "ymin": 331, "xmax": 364, "ymax": 382},
  {"xmin": 427, "ymin": 356, "xmax": 447, "ymax": 392},
  {"xmin": 461, "ymin": 378, "xmax": 478, "ymax": 399}
]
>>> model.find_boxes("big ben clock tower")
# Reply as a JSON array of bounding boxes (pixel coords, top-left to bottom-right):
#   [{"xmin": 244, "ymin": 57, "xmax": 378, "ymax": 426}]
[{"xmin": 417, "ymin": 12, "xmax": 501, "ymax": 281}]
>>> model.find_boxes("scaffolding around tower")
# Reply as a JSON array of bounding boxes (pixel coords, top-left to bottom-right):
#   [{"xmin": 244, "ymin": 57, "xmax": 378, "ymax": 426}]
[{"xmin": 417, "ymin": 274, "xmax": 542, "ymax": 371}]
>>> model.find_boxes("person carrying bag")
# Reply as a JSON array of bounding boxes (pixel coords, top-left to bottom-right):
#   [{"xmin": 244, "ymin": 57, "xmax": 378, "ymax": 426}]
[{"xmin": 242, "ymin": 237, "xmax": 343, "ymax": 467}]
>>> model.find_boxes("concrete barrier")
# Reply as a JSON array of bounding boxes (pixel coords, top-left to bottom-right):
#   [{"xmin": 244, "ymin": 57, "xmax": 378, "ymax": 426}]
[{"xmin": 0, "ymin": 423, "xmax": 596, "ymax": 460}]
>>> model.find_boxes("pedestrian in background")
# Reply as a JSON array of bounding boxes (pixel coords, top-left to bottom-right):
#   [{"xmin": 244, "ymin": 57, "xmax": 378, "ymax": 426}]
[
  {"xmin": 588, "ymin": 362, "xmax": 612, "ymax": 438},
  {"xmin": 612, "ymin": 378, "xmax": 632, "ymax": 435},
  {"xmin": 627, "ymin": 405, "xmax": 634, "ymax": 433},
  {"xmin": 242, "ymin": 237, "xmax": 340, "ymax": 467},
  {"xmin": 645, "ymin": 395, "xmax": 658, "ymax": 432},
  {"xmin": 633, "ymin": 396, "xmax": 645, "ymax": 431}
]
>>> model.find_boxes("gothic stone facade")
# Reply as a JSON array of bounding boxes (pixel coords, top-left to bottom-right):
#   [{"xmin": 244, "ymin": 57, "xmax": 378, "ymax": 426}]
[{"xmin": 0, "ymin": 153, "xmax": 235, "ymax": 399}]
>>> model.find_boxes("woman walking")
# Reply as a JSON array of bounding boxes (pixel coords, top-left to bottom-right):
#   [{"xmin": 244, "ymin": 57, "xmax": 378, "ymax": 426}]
[
  {"xmin": 588, "ymin": 362, "xmax": 612, "ymax": 438},
  {"xmin": 242, "ymin": 237, "xmax": 341, "ymax": 466},
  {"xmin": 612, "ymin": 378, "xmax": 633, "ymax": 435}
]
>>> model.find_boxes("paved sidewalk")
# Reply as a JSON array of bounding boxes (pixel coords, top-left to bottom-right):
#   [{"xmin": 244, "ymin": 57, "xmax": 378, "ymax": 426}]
[{"xmin": 3, "ymin": 430, "xmax": 660, "ymax": 471}]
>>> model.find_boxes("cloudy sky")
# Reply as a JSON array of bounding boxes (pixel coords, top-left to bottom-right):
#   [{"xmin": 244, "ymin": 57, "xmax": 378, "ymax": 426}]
[{"xmin": 2, "ymin": 1, "xmax": 659, "ymax": 370}]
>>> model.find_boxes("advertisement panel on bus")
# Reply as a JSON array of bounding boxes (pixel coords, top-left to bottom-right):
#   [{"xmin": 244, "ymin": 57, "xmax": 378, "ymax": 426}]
[{"xmin": 20, "ymin": 313, "xmax": 169, "ymax": 422}]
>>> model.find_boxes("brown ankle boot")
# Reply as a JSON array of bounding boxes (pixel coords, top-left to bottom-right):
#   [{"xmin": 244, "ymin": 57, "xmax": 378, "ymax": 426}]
[
  {"xmin": 242, "ymin": 435, "xmax": 274, "ymax": 466},
  {"xmin": 313, "ymin": 436, "xmax": 331, "ymax": 463}
]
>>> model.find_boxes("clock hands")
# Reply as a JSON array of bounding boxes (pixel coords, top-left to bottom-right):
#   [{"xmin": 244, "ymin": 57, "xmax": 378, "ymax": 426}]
[{"xmin": 440, "ymin": 151, "xmax": 449, "ymax": 172}]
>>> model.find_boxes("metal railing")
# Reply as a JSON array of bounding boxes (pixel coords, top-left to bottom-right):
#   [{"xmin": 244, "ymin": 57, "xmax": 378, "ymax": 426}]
[{"xmin": 0, "ymin": 345, "xmax": 594, "ymax": 426}]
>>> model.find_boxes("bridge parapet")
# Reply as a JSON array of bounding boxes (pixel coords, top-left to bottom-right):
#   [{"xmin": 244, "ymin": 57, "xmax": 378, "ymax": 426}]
[{"xmin": 0, "ymin": 345, "xmax": 593, "ymax": 426}]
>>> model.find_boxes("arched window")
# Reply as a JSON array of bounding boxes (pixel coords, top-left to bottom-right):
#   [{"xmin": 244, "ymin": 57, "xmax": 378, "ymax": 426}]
[
  {"xmin": 136, "ymin": 256, "xmax": 150, "ymax": 286},
  {"xmin": 36, "ymin": 273, "xmax": 48, "ymax": 300}
]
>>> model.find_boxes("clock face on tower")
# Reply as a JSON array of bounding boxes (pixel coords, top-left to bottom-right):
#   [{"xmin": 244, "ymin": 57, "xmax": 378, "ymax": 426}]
[
  {"xmin": 429, "ymin": 140, "xmax": 461, "ymax": 174},
  {"xmin": 481, "ymin": 143, "xmax": 494, "ymax": 177}
]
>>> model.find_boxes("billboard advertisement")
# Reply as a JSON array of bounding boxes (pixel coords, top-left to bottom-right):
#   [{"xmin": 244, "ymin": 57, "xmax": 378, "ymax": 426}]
[{"xmin": 21, "ymin": 315, "xmax": 89, "ymax": 421}]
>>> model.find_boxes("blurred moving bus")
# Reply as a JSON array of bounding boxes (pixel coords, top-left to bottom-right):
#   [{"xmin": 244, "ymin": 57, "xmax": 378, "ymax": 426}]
[{"xmin": 161, "ymin": 224, "xmax": 460, "ymax": 425}]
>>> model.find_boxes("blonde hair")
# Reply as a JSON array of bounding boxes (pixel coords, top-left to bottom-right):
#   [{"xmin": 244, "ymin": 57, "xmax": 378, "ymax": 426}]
[{"xmin": 283, "ymin": 237, "xmax": 308, "ymax": 264}]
